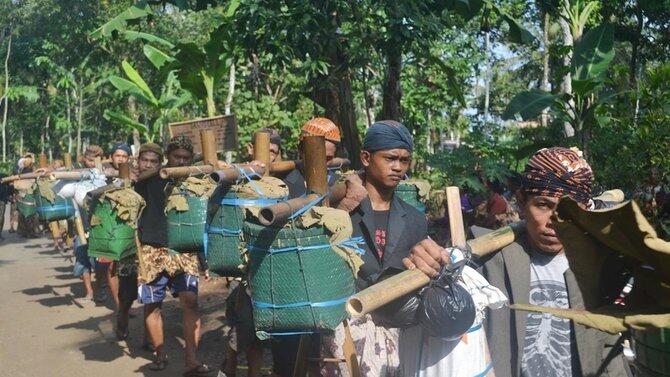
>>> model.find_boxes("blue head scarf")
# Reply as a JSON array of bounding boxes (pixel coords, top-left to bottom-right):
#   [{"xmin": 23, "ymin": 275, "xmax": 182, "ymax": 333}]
[
  {"xmin": 362, "ymin": 120, "xmax": 413, "ymax": 152},
  {"xmin": 110, "ymin": 142, "xmax": 132, "ymax": 156}
]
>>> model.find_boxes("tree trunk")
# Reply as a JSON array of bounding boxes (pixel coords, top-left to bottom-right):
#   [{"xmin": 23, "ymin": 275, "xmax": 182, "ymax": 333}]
[
  {"xmin": 2, "ymin": 32, "xmax": 11, "ymax": 162},
  {"xmin": 380, "ymin": 43, "xmax": 402, "ymax": 121},
  {"xmin": 66, "ymin": 89, "xmax": 73, "ymax": 154},
  {"xmin": 559, "ymin": 3, "xmax": 575, "ymax": 137},
  {"xmin": 541, "ymin": 11, "xmax": 550, "ymax": 128},
  {"xmin": 483, "ymin": 31, "xmax": 491, "ymax": 124},
  {"xmin": 362, "ymin": 67, "xmax": 373, "ymax": 128},
  {"xmin": 76, "ymin": 78, "xmax": 84, "ymax": 156},
  {"xmin": 128, "ymin": 96, "xmax": 141, "ymax": 150},
  {"xmin": 19, "ymin": 129, "xmax": 23, "ymax": 156},
  {"xmin": 224, "ymin": 62, "xmax": 236, "ymax": 163},
  {"xmin": 45, "ymin": 115, "xmax": 52, "ymax": 161},
  {"xmin": 631, "ymin": 2, "xmax": 644, "ymax": 127}
]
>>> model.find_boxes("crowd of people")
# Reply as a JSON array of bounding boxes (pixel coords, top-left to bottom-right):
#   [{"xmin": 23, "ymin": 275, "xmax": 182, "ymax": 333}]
[{"xmin": 0, "ymin": 117, "xmax": 658, "ymax": 377}]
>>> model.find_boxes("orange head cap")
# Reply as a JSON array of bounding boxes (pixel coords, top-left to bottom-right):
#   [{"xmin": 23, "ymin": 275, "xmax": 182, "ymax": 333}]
[{"xmin": 300, "ymin": 117, "xmax": 341, "ymax": 143}]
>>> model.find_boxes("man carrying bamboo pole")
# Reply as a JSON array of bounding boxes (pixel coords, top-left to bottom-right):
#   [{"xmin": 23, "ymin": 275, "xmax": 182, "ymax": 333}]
[
  {"xmin": 284, "ymin": 118, "xmax": 341, "ymax": 199},
  {"xmin": 319, "ymin": 120, "xmax": 426, "ymax": 376},
  {"xmin": 404, "ymin": 147, "xmax": 628, "ymax": 377},
  {"xmin": 116, "ymin": 142, "xmax": 162, "ymax": 344},
  {"xmin": 134, "ymin": 135, "xmax": 211, "ymax": 375}
]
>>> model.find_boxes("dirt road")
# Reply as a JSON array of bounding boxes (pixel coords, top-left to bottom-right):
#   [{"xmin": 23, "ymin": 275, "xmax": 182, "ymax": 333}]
[{"xmin": 0, "ymin": 226, "xmax": 232, "ymax": 377}]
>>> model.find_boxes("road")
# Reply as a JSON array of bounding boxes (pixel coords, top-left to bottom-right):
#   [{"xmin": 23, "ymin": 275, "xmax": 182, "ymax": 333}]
[{"xmin": 0, "ymin": 219, "xmax": 233, "ymax": 377}]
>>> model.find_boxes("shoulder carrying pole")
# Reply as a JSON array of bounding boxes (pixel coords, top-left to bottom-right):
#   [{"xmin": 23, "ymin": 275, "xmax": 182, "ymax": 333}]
[{"xmin": 346, "ymin": 187, "xmax": 526, "ymax": 317}]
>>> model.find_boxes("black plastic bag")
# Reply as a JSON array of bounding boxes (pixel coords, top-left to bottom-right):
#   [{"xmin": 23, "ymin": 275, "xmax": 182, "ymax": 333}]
[
  {"xmin": 418, "ymin": 255, "xmax": 476, "ymax": 340},
  {"xmin": 370, "ymin": 268, "xmax": 421, "ymax": 328}
]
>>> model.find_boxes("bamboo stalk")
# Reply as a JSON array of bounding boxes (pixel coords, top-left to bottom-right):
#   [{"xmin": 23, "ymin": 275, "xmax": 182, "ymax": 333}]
[
  {"xmin": 74, "ymin": 215, "xmax": 87, "ymax": 245},
  {"xmin": 200, "ymin": 129, "xmax": 218, "ymax": 165},
  {"xmin": 253, "ymin": 131, "xmax": 271, "ymax": 176},
  {"xmin": 159, "ymin": 165, "xmax": 214, "ymax": 179},
  {"xmin": 258, "ymin": 194, "xmax": 321, "ymax": 226},
  {"xmin": 39, "ymin": 153, "xmax": 48, "ymax": 169},
  {"xmin": 63, "ymin": 153, "xmax": 73, "ymax": 169},
  {"xmin": 118, "ymin": 162, "xmax": 130, "ymax": 181},
  {"xmin": 210, "ymin": 164, "xmax": 267, "ymax": 185},
  {"xmin": 303, "ymin": 135, "xmax": 328, "ymax": 198},
  {"xmin": 136, "ymin": 167, "xmax": 161, "ymax": 182},
  {"xmin": 346, "ymin": 221, "xmax": 526, "ymax": 317},
  {"xmin": 269, "ymin": 157, "xmax": 351, "ymax": 175}
]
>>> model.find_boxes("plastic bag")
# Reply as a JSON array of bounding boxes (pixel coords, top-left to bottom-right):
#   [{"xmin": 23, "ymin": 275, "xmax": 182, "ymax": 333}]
[
  {"xmin": 418, "ymin": 251, "xmax": 476, "ymax": 341},
  {"xmin": 370, "ymin": 267, "xmax": 421, "ymax": 328}
]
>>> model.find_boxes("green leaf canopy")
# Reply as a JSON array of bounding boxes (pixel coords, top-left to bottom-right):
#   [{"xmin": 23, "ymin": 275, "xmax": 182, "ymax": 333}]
[{"xmin": 503, "ymin": 89, "xmax": 559, "ymax": 120}]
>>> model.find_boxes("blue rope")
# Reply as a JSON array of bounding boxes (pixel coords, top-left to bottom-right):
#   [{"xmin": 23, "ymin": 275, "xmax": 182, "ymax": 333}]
[
  {"xmin": 37, "ymin": 204, "xmax": 74, "ymax": 213},
  {"xmin": 247, "ymin": 237, "xmax": 366, "ymax": 255},
  {"xmin": 203, "ymin": 231, "xmax": 209, "ymax": 258},
  {"xmin": 220, "ymin": 197, "xmax": 285, "ymax": 207},
  {"xmin": 252, "ymin": 296, "xmax": 348, "ymax": 309},
  {"xmin": 473, "ymin": 363, "xmax": 494, "ymax": 377},
  {"xmin": 207, "ymin": 225, "xmax": 242, "ymax": 236}
]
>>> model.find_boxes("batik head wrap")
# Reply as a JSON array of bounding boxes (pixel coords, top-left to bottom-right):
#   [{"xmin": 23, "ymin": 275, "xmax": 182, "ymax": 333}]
[
  {"xmin": 362, "ymin": 120, "xmax": 413, "ymax": 152},
  {"xmin": 110, "ymin": 142, "xmax": 132, "ymax": 156},
  {"xmin": 139, "ymin": 142, "xmax": 163, "ymax": 159},
  {"xmin": 521, "ymin": 147, "xmax": 593, "ymax": 204},
  {"xmin": 167, "ymin": 135, "xmax": 194, "ymax": 155},
  {"xmin": 300, "ymin": 117, "xmax": 341, "ymax": 143}
]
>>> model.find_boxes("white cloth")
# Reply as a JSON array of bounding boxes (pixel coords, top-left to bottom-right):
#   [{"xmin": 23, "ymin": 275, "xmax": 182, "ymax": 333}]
[
  {"xmin": 54, "ymin": 169, "xmax": 107, "ymax": 207},
  {"xmin": 398, "ymin": 263, "xmax": 507, "ymax": 377}
]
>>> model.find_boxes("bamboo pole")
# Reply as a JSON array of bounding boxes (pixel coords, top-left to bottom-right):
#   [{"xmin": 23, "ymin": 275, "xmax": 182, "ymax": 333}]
[
  {"xmin": 39, "ymin": 153, "xmax": 48, "ymax": 169},
  {"xmin": 118, "ymin": 162, "xmax": 130, "ymax": 181},
  {"xmin": 253, "ymin": 131, "xmax": 271, "ymax": 176},
  {"xmin": 210, "ymin": 163, "xmax": 267, "ymax": 185},
  {"xmin": 63, "ymin": 153, "xmax": 73, "ymax": 169},
  {"xmin": 270, "ymin": 157, "xmax": 351, "ymax": 175},
  {"xmin": 346, "ymin": 220, "xmax": 526, "ymax": 317},
  {"xmin": 302, "ymin": 135, "xmax": 328, "ymax": 196},
  {"xmin": 200, "ymin": 129, "xmax": 218, "ymax": 166},
  {"xmin": 74, "ymin": 215, "xmax": 87, "ymax": 245},
  {"xmin": 258, "ymin": 194, "xmax": 321, "ymax": 226},
  {"xmin": 159, "ymin": 165, "xmax": 214, "ymax": 179},
  {"xmin": 136, "ymin": 167, "xmax": 161, "ymax": 182}
]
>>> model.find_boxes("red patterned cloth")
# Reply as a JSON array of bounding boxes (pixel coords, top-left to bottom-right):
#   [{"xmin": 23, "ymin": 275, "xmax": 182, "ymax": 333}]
[{"xmin": 521, "ymin": 147, "xmax": 593, "ymax": 204}]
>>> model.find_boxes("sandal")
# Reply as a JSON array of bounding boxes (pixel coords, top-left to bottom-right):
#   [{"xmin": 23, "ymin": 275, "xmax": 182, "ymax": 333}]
[
  {"xmin": 183, "ymin": 364, "xmax": 212, "ymax": 376},
  {"xmin": 149, "ymin": 355, "xmax": 168, "ymax": 371},
  {"xmin": 142, "ymin": 342, "xmax": 156, "ymax": 353}
]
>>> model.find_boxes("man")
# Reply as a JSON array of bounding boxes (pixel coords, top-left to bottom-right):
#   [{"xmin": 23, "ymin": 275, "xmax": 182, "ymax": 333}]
[
  {"xmin": 284, "ymin": 117, "xmax": 341, "ymax": 199},
  {"xmin": 115, "ymin": 142, "xmax": 162, "ymax": 344},
  {"xmin": 82, "ymin": 145, "xmax": 104, "ymax": 169},
  {"xmin": 320, "ymin": 120, "xmax": 427, "ymax": 377},
  {"xmin": 134, "ymin": 135, "xmax": 211, "ymax": 376},
  {"xmin": 404, "ymin": 147, "xmax": 627, "ymax": 377},
  {"xmin": 0, "ymin": 170, "xmax": 14, "ymax": 240}
]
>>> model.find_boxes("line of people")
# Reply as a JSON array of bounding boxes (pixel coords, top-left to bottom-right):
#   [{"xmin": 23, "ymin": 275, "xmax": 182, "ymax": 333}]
[{"xmin": 2, "ymin": 117, "xmax": 632, "ymax": 377}]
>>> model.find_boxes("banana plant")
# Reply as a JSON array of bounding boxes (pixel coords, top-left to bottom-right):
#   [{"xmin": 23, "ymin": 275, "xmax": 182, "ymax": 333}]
[
  {"xmin": 503, "ymin": 23, "xmax": 619, "ymax": 155},
  {"xmin": 105, "ymin": 61, "xmax": 191, "ymax": 142}
]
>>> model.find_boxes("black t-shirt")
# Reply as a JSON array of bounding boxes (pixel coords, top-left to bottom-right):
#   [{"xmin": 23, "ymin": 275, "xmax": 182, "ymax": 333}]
[
  {"xmin": 134, "ymin": 175, "xmax": 169, "ymax": 247},
  {"xmin": 373, "ymin": 209, "xmax": 390, "ymax": 259}
]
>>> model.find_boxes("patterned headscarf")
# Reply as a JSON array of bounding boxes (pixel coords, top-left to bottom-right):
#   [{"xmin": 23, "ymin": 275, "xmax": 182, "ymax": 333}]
[
  {"xmin": 300, "ymin": 117, "xmax": 341, "ymax": 143},
  {"xmin": 521, "ymin": 147, "xmax": 593, "ymax": 204},
  {"xmin": 167, "ymin": 135, "xmax": 193, "ymax": 155},
  {"xmin": 110, "ymin": 142, "xmax": 132, "ymax": 156}
]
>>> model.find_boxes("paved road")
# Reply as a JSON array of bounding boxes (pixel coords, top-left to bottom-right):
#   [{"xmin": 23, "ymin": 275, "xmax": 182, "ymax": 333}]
[{"xmin": 0, "ymin": 222, "xmax": 232, "ymax": 377}]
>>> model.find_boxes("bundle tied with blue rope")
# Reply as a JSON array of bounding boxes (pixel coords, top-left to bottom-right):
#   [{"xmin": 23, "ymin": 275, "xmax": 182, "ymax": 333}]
[
  {"xmin": 33, "ymin": 177, "xmax": 75, "ymax": 221},
  {"xmin": 88, "ymin": 185, "xmax": 146, "ymax": 260},
  {"xmin": 207, "ymin": 172, "xmax": 289, "ymax": 277},
  {"xmin": 165, "ymin": 176, "xmax": 217, "ymax": 253},
  {"xmin": 242, "ymin": 184, "xmax": 365, "ymax": 338}
]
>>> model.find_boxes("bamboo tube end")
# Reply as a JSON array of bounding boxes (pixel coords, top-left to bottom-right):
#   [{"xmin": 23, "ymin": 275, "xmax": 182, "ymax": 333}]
[
  {"xmin": 159, "ymin": 169, "xmax": 170, "ymax": 179},
  {"xmin": 346, "ymin": 297, "xmax": 365, "ymax": 318},
  {"xmin": 258, "ymin": 207, "xmax": 275, "ymax": 226}
]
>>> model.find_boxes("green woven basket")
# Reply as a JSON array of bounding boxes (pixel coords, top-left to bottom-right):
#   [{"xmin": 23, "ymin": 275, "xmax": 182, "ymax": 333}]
[
  {"xmin": 35, "ymin": 194, "xmax": 75, "ymax": 221},
  {"xmin": 634, "ymin": 327, "xmax": 670, "ymax": 376},
  {"xmin": 207, "ymin": 191, "xmax": 283, "ymax": 277},
  {"xmin": 167, "ymin": 195, "xmax": 208, "ymax": 253},
  {"xmin": 244, "ymin": 220, "xmax": 355, "ymax": 334},
  {"xmin": 17, "ymin": 193, "xmax": 37, "ymax": 217},
  {"xmin": 88, "ymin": 201, "xmax": 137, "ymax": 261},
  {"xmin": 395, "ymin": 183, "xmax": 426, "ymax": 213}
]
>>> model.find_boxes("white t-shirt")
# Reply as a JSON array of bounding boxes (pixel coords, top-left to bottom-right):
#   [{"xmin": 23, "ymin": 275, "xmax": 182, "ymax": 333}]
[{"xmin": 521, "ymin": 250, "xmax": 576, "ymax": 377}]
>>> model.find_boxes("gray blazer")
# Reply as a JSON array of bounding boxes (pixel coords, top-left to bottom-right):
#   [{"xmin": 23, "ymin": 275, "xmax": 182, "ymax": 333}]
[{"xmin": 471, "ymin": 226, "xmax": 628, "ymax": 377}]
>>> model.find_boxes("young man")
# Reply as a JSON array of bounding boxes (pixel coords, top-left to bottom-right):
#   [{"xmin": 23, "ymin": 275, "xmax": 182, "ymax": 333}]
[
  {"xmin": 404, "ymin": 147, "xmax": 628, "ymax": 377},
  {"xmin": 134, "ymin": 135, "xmax": 211, "ymax": 376},
  {"xmin": 115, "ymin": 142, "xmax": 162, "ymax": 343},
  {"xmin": 321, "ymin": 120, "xmax": 427, "ymax": 377},
  {"xmin": 284, "ymin": 117, "xmax": 341, "ymax": 199}
]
